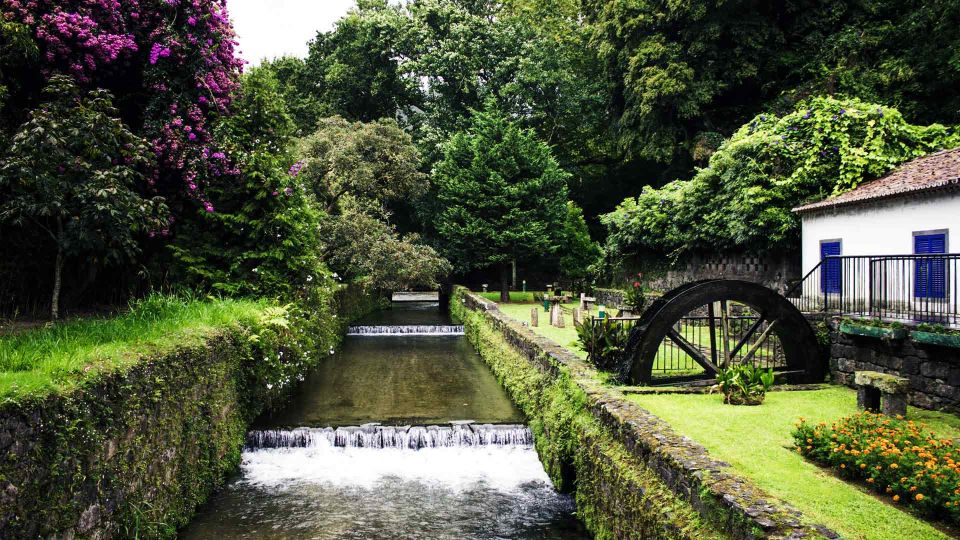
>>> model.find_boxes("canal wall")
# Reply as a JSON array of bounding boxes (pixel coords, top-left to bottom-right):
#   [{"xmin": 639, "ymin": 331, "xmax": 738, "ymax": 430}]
[
  {"xmin": 0, "ymin": 286, "xmax": 386, "ymax": 539},
  {"xmin": 453, "ymin": 287, "xmax": 834, "ymax": 540}
]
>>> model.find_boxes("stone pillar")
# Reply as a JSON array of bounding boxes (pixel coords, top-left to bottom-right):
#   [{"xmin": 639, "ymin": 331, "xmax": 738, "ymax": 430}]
[
  {"xmin": 882, "ymin": 393, "xmax": 907, "ymax": 417},
  {"xmin": 573, "ymin": 308, "xmax": 583, "ymax": 326},
  {"xmin": 530, "ymin": 308, "xmax": 539, "ymax": 328}
]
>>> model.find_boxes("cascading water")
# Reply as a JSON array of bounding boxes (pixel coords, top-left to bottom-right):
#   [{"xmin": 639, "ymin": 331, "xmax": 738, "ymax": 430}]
[
  {"xmin": 346, "ymin": 324, "xmax": 465, "ymax": 336},
  {"xmin": 180, "ymin": 302, "xmax": 588, "ymax": 539},
  {"xmin": 247, "ymin": 423, "xmax": 533, "ymax": 449}
]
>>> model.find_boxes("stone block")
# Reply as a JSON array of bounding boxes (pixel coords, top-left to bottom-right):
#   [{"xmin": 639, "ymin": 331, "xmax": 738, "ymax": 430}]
[
  {"xmin": 854, "ymin": 371, "xmax": 909, "ymax": 395},
  {"xmin": 920, "ymin": 361, "xmax": 951, "ymax": 380}
]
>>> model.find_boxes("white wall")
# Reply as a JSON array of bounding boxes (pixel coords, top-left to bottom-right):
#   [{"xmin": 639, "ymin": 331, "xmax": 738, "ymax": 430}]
[{"xmin": 801, "ymin": 192, "xmax": 960, "ymax": 273}]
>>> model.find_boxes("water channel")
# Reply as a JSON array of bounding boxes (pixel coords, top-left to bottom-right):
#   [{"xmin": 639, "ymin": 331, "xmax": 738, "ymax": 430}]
[{"xmin": 180, "ymin": 301, "xmax": 589, "ymax": 539}]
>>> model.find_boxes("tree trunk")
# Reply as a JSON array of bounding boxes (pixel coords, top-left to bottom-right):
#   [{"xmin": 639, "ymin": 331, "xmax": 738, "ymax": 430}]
[
  {"xmin": 500, "ymin": 263, "xmax": 510, "ymax": 303},
  {"xmin": 51, "ymin": 243, "xmax": 63, "ymax": 321}
]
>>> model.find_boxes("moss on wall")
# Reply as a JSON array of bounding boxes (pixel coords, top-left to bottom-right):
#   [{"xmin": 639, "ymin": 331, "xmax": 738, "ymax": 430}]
[
  {"xmin": 452, "ymin": 291, "xmax": 723, "ymax": 540},
  {"xmin": 453, "ymin": 287, "xmax": 834, "ymax": 540},
  {"xmin": 0, "ymin": 285, "xmax": 385, "ymax": 539}
]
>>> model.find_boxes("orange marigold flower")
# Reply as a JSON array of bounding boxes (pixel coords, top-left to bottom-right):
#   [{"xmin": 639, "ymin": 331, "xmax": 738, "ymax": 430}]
[
  {"xmin": 893, "ymin": 495, "xmax": 900, "ymax": 502},
  {"xmin": 916, "ymin": 494, "xmax": 925, "ymax": 501}
]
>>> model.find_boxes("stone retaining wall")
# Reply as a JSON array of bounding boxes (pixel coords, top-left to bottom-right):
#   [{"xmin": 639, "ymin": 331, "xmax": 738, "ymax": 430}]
[
  {"xmin": 453, "ymin": 288, "xmax": 835, "ymax": 540},
  {"xmin": 0, "ymin": 286, "xmax": 385, "ymax": 539},
  {"xmin": 827, "ymin": 319, "xmax": 960, "ymax": 412}
]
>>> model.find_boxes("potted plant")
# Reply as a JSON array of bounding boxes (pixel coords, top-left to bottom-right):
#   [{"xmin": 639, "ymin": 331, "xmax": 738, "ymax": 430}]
[
  {"xmin": 714, "ymin": 363, "xmax": 775, "ymax": 405},
  {"xmin": 911, "ymin": 323, "xmax": 960, "ymax": 349},
  {"xmin": 839, "ymin": 318, "xmax": 908, "ymax": 341}
]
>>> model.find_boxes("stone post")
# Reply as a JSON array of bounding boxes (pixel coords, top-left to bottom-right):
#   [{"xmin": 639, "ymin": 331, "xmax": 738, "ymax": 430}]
[{"xmin": 531, "ymin": 308, "xmax": 539, "ymax": 327}]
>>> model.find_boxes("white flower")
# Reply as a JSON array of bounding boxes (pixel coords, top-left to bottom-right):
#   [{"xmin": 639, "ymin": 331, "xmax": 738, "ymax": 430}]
[{"xmin": 266, "ymin": 383, "xmax": 273, "ymax": 390}]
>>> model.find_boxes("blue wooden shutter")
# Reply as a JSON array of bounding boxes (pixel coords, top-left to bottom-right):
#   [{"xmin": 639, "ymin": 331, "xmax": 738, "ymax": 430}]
[
  {"xmin": 821, "ymin": 241, "xmax": 842, "ymax": 294},
  {"xmin": 915, "ymin": 233, "xmax": 947, "ymax": 299}
]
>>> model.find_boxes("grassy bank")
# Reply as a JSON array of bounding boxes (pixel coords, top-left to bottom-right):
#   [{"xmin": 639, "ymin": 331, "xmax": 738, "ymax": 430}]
[
  {"xmin": 629, "ymin": 388, "xmax": 958, "ymax": 540},
  {"xmin": 0, "ymin": 295, "xmax": 269, "ymax": 401}
]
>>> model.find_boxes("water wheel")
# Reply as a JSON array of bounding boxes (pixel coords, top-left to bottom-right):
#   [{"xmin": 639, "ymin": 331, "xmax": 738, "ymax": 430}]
[{"xmin": 619, "ymin": 280, "xmax": 824, "ymax": 385}]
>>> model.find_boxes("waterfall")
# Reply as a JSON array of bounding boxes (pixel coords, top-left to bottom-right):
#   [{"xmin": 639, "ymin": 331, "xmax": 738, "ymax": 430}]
[
  {"xmin": 247, "ymin": 423, "xmax": 532, "ymax": 450},
  {"xmin": 346, "ymin": 325, "xmax": 465, "ymax": 336}
]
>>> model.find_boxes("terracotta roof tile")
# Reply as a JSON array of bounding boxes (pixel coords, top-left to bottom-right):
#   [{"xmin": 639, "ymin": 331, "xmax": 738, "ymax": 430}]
[{"xmin": 793, "ymin": 147, "xmax": 960, "ymax": 214}]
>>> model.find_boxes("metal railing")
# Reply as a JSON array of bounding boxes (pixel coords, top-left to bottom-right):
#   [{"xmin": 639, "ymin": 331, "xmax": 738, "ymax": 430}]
[{"xmin": 787, "ymin": 254, "xmax": 960, "ymax": 328}]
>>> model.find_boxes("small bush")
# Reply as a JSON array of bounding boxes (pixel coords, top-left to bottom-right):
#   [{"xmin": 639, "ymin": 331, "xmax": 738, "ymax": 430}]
[
  {"xmin": 714, "ymin": 363, "xmax": 774, "ymax": 405},
  {"xmin": 794, "ymin": 412, "xmax": 960, "ymax": 524},
  {"xmin": 575, "ymin": 317, "xmax": 633, "ymax": 373}
]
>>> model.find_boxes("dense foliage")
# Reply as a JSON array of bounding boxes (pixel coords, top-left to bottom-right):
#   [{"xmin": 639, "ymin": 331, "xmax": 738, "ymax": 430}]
[
  {"xmin": 601, "ymin": 97, "xmax": 959, "ymax": 261},
  {"xmin": 431, "ymin": 107, "xmax": 569, "ymax": 300},
  {"xmin": 169, "ymin": 67, "xmax": 324, "ymax": 297},
  {"xmin": 297, "ymin": 116, "xmax": 450, "ymax": 290},
  {"xmin": 584, "ymin": 0, "xmax": 960, "ymax": 165},
  {"xmin": 795, "ymin": 412, "xmax": 960, "ymax": 523},
  {"xmin": 0, "ymin": 77, "xmax": 166, "ymax": 318}
]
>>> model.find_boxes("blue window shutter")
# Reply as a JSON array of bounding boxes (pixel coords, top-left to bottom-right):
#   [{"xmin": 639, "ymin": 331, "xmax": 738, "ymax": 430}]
[
  {"xmin": 821, "ymin": 241, "xmax": 842, "ymax": 294},
  {"xmin": 915, "ymin": 233, "xmax": 946, "ymax": 299}
]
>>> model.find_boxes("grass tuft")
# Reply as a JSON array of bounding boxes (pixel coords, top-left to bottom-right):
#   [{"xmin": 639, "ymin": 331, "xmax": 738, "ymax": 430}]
[{"xmin": 0, "ymin": 293, "xmax": 269, "ymax": 401}]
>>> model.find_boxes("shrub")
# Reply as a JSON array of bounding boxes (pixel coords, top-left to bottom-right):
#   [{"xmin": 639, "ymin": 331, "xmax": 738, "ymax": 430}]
[
  {"xmin": 623, "ymin": 274, "xmax": 646, "ymax": 312},
  {"xmin": 575, "ymin": 317, "xmax": 633, "ymax": 373},
  {"xmin": 714, "ymin": 363, "xmax": 774, "ymax": 405},
  {"xmin": 794, "ymin": 412, "xmax": 960, "ymax": 524}
]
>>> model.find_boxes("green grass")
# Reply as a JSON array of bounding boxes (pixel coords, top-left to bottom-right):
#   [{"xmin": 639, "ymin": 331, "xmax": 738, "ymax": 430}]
[
  {"xmin": 0, "ymin": 294, "xmax": 269, "ymax": 401},
  {"xmin": 477, "ymin": 290, "xmax": 545, "ymax": 303},
  {"xmin": 495, "ymin": 301, "xmax": 704, "ymax": 375},
  {"xmin": 628, "ymin": 387, "xmax": 959, "ymax": 540},
  {"xmin": 496, "ymin": 301, "xmax": 588, "ymax": 357}
]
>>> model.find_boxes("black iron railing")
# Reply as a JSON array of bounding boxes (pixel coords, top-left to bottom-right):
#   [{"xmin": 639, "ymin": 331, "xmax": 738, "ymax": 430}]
[{"xmin": 787, "ymin": 254, "xmax": 960, "ymax": 328}]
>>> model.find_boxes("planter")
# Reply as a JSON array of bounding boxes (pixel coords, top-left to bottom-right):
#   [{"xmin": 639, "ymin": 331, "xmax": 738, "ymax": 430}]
[
  {"xmin": 723, "ymin": 392, "xmax": 765, "ymax": 406},
  {"xmin": 840, "ymin": 322, "xmax": 908, "ymax": 341},
  {"xmin": 911, "ymin": 331, "xmax": 960, "ymax": 349}
]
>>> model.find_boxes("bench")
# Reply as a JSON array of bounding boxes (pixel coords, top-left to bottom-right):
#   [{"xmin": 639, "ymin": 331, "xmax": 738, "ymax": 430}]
[
  {"xmin": 854, "ymin": 371, "xmax": 909, "ymax": 417},
  {"xmin": 580, "ymin": 293, "xmax": 596, "ymax": 311}
]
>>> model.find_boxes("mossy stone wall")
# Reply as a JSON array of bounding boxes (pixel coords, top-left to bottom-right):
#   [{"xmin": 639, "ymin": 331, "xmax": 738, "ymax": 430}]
[
  {"xmin": 453, "ymin": 288, "xmax": 835, "ymax": 540},
  {"xmin": 0, "ymin": 286, "xmax": 385, "ymax": 539}
]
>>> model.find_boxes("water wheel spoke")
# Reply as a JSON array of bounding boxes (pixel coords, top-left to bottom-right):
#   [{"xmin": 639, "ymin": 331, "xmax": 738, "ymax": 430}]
[
  {"xmin": 665, "ymin": 328, "xmax": 720, "ymax": 374},
  {"xmin": 741, "ymin": 319, "xmax": 780, "ymax": 365},
  {"xmin": 728, "ymin": 313, "xmax": 768, "ymax": 359}
]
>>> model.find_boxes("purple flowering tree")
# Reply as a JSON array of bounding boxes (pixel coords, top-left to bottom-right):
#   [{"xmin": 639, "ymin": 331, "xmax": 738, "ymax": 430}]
[{"xmin": 2, "ymin": 0, "xmax": 243, "ymax": 214}]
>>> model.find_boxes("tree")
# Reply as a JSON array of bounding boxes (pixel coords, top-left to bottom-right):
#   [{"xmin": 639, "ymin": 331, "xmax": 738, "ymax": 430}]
[
  {"xmin": 432, "ymin": 107, "xmax": 570, "ymax": 301},
  {"xmin": 298, "ymin": 116, "xmax": 450, "ymax": 290},
  {"xmin": 0, "ymin": 77, "xmax": 166, "ymax": 319},
  {"xmin": 560, "ymin": 202, "xmax": 602, "ymax": 290},
  {"xmin": 169, "ymin": 66, "xmax": 325, "ymax": 297}
]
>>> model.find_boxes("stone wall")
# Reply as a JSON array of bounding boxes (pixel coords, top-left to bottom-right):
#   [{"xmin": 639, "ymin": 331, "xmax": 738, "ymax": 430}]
[
  {"xmin": 0, "ymin": 286, "xmax": 385, "ymax": 539},
  {"xmin": 827, "ymin": 319, "xmax": 960, "ymax": 412},
  {"xmin": 453, "ymin": 288, "xmax": 835, "ymax": 540},
  {"xmin": 628, "ymin": 252, "xmax": 800, "ymax": 294}
]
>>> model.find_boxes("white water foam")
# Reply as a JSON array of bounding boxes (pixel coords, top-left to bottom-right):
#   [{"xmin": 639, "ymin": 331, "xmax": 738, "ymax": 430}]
[{"xmin": 240, "ymin": 443, "xmax": 550, "ymax": 492}]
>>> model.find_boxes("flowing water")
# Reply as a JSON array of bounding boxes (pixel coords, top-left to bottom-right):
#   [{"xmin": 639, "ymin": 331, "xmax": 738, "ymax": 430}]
[{"xmin": 180, "ymin": 302, "xmax": 589, "ymax": 540}]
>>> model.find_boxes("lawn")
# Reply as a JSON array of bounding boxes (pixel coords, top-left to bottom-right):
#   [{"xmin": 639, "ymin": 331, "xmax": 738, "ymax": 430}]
[
  {"xmin": 495, "ymin": 301, "xmax": 704, "ymax": 376},
  {"xmin": 0, "ymin": 295, "xmax": 269, "ymax": 400},
  {"xmin": 629, "ymin": 387, "xmax": 960, "ymax": 540},
  {"xmin": 495, "ymin": 301, "xmax": 587, "ymax": 357},
  {"xmin": 477, "ymin": 290, "xmax": 546, "ymax": 303}
]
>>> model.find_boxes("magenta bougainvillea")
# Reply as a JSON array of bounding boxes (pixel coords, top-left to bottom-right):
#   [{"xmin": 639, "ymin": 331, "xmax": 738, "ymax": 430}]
[{"xmin": 2, "ymin": 0, "xmax": 244, "ymax": 213}]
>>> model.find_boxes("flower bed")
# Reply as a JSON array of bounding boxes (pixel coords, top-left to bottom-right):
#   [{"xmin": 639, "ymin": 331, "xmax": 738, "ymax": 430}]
[{"xmin": 793, "ymin": 412, "xmax": 960, "ymax": 524}]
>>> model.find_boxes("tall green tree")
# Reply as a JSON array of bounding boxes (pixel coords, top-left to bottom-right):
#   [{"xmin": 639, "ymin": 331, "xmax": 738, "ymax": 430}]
[
  {"xmin": 169, "ymin": 66, "xmax": 326, "ymax": 297},
  {"xmin": 0, "ymin": 77, "xmax": 166, "ymax": 319},
  {"xmin": 432, "ymin": 107, "xmax": 570, "ymax": 301}
]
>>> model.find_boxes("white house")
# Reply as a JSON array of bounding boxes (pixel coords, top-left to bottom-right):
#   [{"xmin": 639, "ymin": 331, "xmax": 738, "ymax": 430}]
[{"xmin": 792, "ymin": 147, "xmax": 960, "ymax": 324}]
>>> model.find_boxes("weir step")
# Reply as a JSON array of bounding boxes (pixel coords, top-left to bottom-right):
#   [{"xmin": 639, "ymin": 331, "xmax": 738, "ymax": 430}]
[
  {"xmin": 246, "ymin": 423, "xmax": 532, "ymax": 450},
  {"xmin": 346, "ymin": 325, "xmax": 465, "ymax": 336}
]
